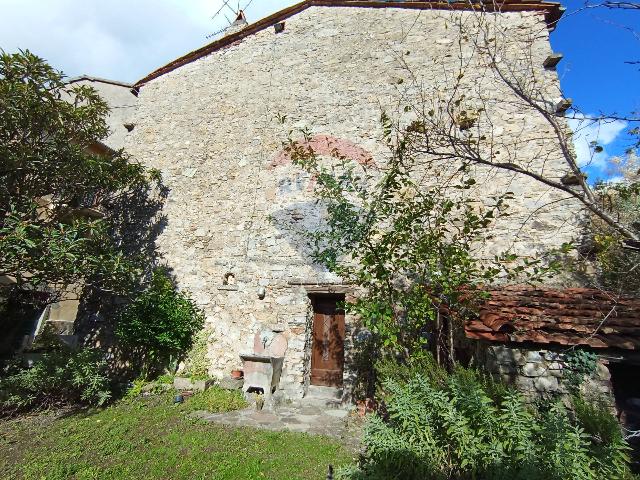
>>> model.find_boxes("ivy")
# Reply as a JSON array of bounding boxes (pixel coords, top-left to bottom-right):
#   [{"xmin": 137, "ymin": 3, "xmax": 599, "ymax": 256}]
[{"xmin": 563, "ymin": 349, "xmax": 598, "ymax": 393}]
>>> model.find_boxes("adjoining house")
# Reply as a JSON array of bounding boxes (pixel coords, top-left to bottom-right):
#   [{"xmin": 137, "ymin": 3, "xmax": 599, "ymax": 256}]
[
  {"xmin": 64, "ymin": 76, "xmax": 138, "ymax": 151},
  {"xmin": 0, "ymin": 77, "xmax": 137, "ymax": 359}
]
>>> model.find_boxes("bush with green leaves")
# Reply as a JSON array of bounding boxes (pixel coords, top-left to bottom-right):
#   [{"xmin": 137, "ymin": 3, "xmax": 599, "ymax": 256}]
[
  {"xmin": 585, "ymin": 181, "xmax": 640, "ymax": 296},
  {"xmin": 116, "ymin": 268, "xmax": 205, "ymax": 374},
  {"xmin": 341, "ymin": 366, "xmax": 631, "ymax": 480},
  {"xmin": 1, "ymin": 50, "xmax": 160, "ymax": 300},
  {"xmin": 0, "ymin": 347, "xmax": 111, "ymax": 415}
]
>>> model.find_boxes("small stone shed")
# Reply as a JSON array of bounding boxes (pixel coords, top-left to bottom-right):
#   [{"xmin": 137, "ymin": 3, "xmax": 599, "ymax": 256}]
[{"xmin": 466, "ymin": 286, "xmax": 640, "ymax": 415}]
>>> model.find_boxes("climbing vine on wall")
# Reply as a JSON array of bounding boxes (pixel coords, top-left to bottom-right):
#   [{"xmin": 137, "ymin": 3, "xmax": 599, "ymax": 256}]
[{"xmin": 563, "ymin": 349, "xmax": 598, "ymax": 393}]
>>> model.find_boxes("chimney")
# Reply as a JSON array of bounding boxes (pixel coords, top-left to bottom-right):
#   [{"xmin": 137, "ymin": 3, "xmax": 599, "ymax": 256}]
[{"xmin": 225, "ymin": 10, "xmax": 248, "ymax": 36}]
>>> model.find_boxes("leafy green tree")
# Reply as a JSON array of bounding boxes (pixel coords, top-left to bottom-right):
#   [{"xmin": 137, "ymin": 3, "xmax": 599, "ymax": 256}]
[
  {"xmin": 116, "ymin": 268, "xmax": 205, "ymax": 374},
  {"xmin": 583, "ymin": 179, "xmax": 640, "ymax": 295},
  {"xmin": 0, "ymin": 50, "xmax": 159, "ymax": 300}
]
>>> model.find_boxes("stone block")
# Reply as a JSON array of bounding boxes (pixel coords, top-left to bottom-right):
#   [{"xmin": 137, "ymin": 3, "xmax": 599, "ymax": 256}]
[
  {"xmin": 515, "ymin": 376, "xmax": 535, "ymax": 391},
  {"xmin": 543, "ymin": 351, "xmax": 562, "ymax": 362},
  {"xmin": 533, "ymin": 376, "xmax": 559, "ymax": 392},
  {"xmin": 219, "ymin": 377, "xmax": 244, "ymax": 390},
  {"xmin": 525, "ymin": 351, "xmax": 544, "ymax": 363},
  {"xmin": 500, "ymin": 374, "xmax": 517, "ymax": 386},
  {"xmin": 174, "ymin": 376, "xmax": 193, "ymax": 390},
  {"xmin": 521, "ymin": 363, "xmax": 547, "ymax": 377},
  {"xmin": 547, "ymin": 361, "xmax": 563, "ymax": 370},
  {"xmin": 192, "ymin": 379, "xmax": 213, "ymax": 392},
  {"xmin": 490, "ymin": 345, "xmax": 525, "ymax": 366},
  {"xmin": 549, "ymin": 369, "xmax": 564, "ymax": 378},
  {"xmin": 498, "ymin": 363, "xmax": 517, "ymax": 375},
  {"xmin": 173, "ymin": 376, "xmax": 212, "ymax": 392},
  {"xmin": 595, "ymin": 362, "xmax": 611, "ymax": 381},
  {"xmin": 485, "ymin": 358, "xmax": 500, "ymax": 373}
]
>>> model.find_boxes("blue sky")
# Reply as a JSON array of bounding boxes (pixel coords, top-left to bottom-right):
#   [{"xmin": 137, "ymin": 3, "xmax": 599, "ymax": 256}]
[
  {"xmin": 551, "ymin": 0, "xmax": 639, "ymax": 181},
  {"xmin": 0, "ymin": 0, "xmax": 637, "ymax": 180}
]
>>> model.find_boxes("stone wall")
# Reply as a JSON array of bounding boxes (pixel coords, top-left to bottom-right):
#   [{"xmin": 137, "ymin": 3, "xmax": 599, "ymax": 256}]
[
  {"xmin": 478, "ymin": 343, "xmax": 613, "ymax": 401},
  {"xmin": 67, "ymin": 77, "xmax": 137, "ymax": 150},
  {"xmin": 124, "ymin": 5, "xmax": 581, "ymax": 398}
]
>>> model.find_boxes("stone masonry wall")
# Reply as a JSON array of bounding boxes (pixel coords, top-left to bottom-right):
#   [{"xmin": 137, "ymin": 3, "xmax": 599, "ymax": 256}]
[
  {"xmin": 124, "ymin": 6, "xmax": 581, "ymax": 398},
  {"xmin": 480, "ymin": 343, "xmax": 613, "ymax": 401}
]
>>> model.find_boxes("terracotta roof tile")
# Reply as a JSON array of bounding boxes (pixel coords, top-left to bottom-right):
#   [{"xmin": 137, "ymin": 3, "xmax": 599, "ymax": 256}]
[{"xmin": 464, "ymin": 286, "xmax": 640, "ymax": 350}]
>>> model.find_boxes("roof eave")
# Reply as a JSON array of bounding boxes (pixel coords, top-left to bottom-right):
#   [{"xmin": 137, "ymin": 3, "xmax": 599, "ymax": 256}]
[
  {"xmin": 66, "ymin": 75, "xmax": 134, "ymax": 88},
  {"xmin": 134, "ymin": 0, "xmax": 564, "ymax": 88}
]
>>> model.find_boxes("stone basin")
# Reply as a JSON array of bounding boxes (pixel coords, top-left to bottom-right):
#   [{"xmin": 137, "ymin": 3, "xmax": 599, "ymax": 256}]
[
  {"xmin": 239, "ymin": 353, "xmax": 284, "ymax": 401},
  {"xmin": 240, "ymin": 353, "xmax": 274, "ymax": 362}
]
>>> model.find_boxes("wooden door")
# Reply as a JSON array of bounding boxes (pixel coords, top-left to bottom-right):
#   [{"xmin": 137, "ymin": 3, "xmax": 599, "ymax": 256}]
[{"xmin": 310, "ymin": 296, "xmax": 345, "ymax": 387}]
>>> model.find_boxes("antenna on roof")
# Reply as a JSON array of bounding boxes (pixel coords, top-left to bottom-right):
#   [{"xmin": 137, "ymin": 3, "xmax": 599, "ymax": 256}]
[{"xmin": 206, "ymin": 0, "xmax": 254, "ymax": 39}]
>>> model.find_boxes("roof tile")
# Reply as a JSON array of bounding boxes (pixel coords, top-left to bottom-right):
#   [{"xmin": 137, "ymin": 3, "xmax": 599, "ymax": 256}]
[{"xmin": 465, "ymin": 286, "xmax": 640, "ymax": 350}]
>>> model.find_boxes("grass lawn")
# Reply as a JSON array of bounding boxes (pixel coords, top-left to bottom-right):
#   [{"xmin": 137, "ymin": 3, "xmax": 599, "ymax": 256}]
[{"xmin": 0, "ymin": 388, "xmax": 353, "ymax": 480}]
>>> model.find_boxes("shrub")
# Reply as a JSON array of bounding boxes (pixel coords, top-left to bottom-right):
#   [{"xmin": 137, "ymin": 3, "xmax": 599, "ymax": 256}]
[
  {"xmin": 116, "ymin": 268, "xmax": 205, "ymax": 374},
  {"xmin": 374, "ymin": 354, "xmax": 447, "ymax": 394},
  {"xmin": 341, "ymin": 368, "xmax": 631, "ymax": 480},
  {"xmin": 0, "ymin": 348, "xmax": 111, "ymax": 415},
  {"xmin": 181, "ymin": 326, "xmax": 213, "ymax": 379}
]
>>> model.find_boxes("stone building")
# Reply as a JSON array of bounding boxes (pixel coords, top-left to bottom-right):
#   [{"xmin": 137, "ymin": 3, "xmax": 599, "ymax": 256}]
[
  {"xmin": 466, "ymin": 286, "xmax": 640, "ymax": 402},
  {"xmin": 73, "ymin": 1, "xmax": 585, "ymax": 400},
  {"xmin": 65, "ymin": 76, "xmax": 137, "ymax": 150}
]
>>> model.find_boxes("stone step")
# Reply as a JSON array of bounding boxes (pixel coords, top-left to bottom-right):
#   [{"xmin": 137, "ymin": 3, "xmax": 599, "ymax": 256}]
[
  {"xmin": 302, "ymin": 385, "xmax": 345, "ymax": 408},
  {"xmin": 301, "ymin": 397, "xmax": 344, "ymax": 409},
  {"xmin": 305, "ymin": 385, "xmax": 343, "ymax": 400}
]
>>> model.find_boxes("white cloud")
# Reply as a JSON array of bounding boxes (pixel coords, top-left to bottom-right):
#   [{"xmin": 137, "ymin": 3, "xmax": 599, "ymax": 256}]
[
  {"xmin": 0, "ymin": 0, "xmax": 294, "ymax": 83},
  {"xmin": 567, "ymin": 113, "xmax": 627, "ymax": 170},
  {"xmin": 606, "ymin": 175, "xmax": 624, "ymax": 184}
]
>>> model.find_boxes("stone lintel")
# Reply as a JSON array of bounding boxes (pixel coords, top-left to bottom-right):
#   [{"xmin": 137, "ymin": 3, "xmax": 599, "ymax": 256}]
[
  {"xmin": 218, "ymin": 285, "xmax": 239, "ymax": 291},
  {"xmin": 287, "ymin": 281, "xmax": 352, "ymax": 294}
]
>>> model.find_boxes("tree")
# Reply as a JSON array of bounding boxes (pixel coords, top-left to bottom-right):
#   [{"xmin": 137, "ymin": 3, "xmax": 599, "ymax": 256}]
[
  {"xmin": 579, "ymin": 136, "xmax": 640, "ymax": 295},
  {"xmin": 283, "ymin": 1, "xmax": 637, "ymax": 370},
  {"xmin": 286, "ymin": 121, "xmax": 561, "ymax": 367},
  {"xmin": 378, "ymin": 2, "xmax": 640, "ymax": 245},
  {"xmin": 0, "ymin": 50, "xmax": 160, "ymax": 303}
]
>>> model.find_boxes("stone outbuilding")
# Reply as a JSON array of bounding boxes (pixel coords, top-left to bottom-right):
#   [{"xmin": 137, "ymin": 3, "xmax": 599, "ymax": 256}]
[{"xmin": 466, "ymin": 286, "xmax": 640, "ymax": 423}]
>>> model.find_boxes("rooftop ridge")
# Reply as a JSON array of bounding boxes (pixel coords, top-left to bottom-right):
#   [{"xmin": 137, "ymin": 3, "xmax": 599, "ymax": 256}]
[{"xmin": 134, "ymin": 0, "xmax": 563, "ymax": 88}]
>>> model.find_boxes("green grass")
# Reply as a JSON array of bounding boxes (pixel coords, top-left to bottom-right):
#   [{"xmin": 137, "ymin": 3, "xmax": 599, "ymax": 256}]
[
  {"xmin": 0, "ymin": 388, "xmax": 352, "ymax": 480},
  {"xmin": 182, "ymin": 387, "xmax": 248, "ymax": 413}
]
